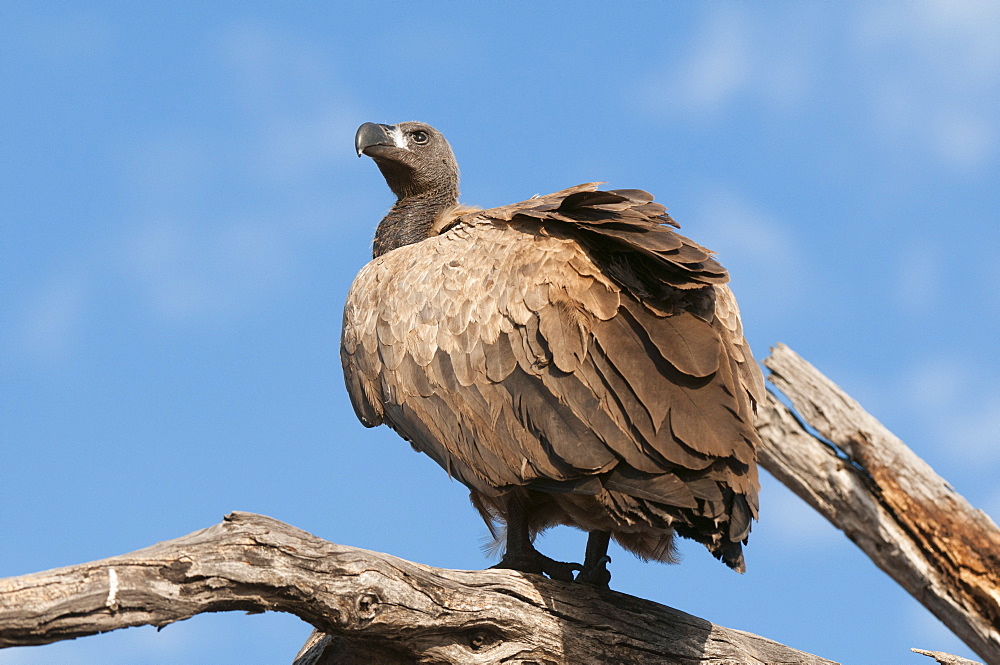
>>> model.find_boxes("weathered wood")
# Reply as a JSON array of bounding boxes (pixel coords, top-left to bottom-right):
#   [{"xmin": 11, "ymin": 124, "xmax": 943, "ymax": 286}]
[
  {"xmin": 913, "ymin": 648, "xmax": 985, "ymax": 665},
  {"xmin": 756, "ymin": 343, "xmax": 1000, "ymax": 664},
  {"xmin": 0, "ymin": 511, "xmax": 835, "ymax": 664}
]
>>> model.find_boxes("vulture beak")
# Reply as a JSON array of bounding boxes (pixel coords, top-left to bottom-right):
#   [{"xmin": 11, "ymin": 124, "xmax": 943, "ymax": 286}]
[{"xmin": 355, "ymin": 122, "xmax": 398, "ymax": 157}]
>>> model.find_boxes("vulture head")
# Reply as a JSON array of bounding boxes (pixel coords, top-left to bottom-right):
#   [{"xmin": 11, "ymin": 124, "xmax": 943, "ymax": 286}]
[{"xmin": 355, "ymin": 121, "xmax": 459, "ymax": 200}]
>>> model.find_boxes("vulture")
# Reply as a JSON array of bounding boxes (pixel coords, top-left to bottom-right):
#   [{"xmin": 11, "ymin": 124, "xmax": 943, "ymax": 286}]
[{"xmin": 343, "ymin": 121, "xmax": 764, "ymax": 585}]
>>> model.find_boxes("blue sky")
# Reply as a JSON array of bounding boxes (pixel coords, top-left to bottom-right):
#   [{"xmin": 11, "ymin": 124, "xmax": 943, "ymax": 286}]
[{"xmin": 2, "ymin": 2, "xmax": 998, "ymax": 663}]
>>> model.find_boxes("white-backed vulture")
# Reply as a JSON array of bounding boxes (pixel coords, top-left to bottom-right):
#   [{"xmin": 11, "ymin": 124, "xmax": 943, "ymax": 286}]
[{"xmin": 343, "ymin": 121, "xmax": 764, "ymax": 585}]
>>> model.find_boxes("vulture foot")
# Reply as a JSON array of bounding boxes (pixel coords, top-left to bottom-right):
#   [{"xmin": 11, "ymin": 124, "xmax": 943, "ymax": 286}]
[
  {"xmin": 574, "ymin": 554, "xmax": 612, "ymax": 587},
  {"xmin": 492, "ymin": 551, "xmax": 581, "ymax": 582}
]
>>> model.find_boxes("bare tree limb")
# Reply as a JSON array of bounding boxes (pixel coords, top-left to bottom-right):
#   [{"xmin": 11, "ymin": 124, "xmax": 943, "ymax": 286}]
[
  {"xmin": 912, "ymin": 648, "xmax": 985, "ymax": 665},
  {"xmin": 756, "ymin": 343, "xmax": 1000, "ymax": 664},
  {"xmin": 3, "ymin": 344, "xmax": 997, "ymax": 663},
  {"xmin": 0, "ymin": 511, "xmax": 834, "ymax": 664}
]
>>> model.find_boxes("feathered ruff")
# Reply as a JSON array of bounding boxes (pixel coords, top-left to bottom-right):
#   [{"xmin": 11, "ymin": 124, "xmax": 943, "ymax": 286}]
[{"xmin": 471, "ymin": 487, "xmax": 680, "ymax": 565}]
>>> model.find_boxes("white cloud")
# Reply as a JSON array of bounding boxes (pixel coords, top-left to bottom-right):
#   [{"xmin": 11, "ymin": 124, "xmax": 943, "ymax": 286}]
[
  {"xmin": 856, "ymin": 0, "xmax": 1000, "ymax": 171},
  {"xmin": 640, "ymin": 3, "xmax": 1000, "ymax": 171},
  {"xmin": 17, "ymin": 276, "xmax": 88, "ymax": 362},
  {"xmin": 640, "ymin": 6, "xmax": 813, "ymax": 121},
  {"xmin": 930, "ymin": 110, "xmax": 997, "ymax": 171},
  {"xmin": 859, "ymin": 0, "xmax": 1000, "ymax": 78},
  {"xmin": 121, "ymin": 216, "xmax": 295, "ymax": 323},
  {"xmin": 667, "ymin": 10, "xmax": 752, "ymax": 116},
  {"xmin": 947, "ymin": 395, "xmax": 1000, "ymax": 464},
  {"xmin": 216, "ymin": 20, "xmax": 359, "ymax": 180},
  {"xmin": 904, "ymin": 357, "xmax": 967, "ymax": 411},
  {"xmin": 113, "ymin": 22, "xmax": 362, "ymax": 326},
  {"xmin": 893, "ymin": 241, "xmax": 945, "ymax": 317},
  {"xmin": 257, "ymin": 110, "xmax": 357, "ymax": 182},
  {"xmin": 901, "ymin": 356, "xmax": 1000, "ymax": 464},
  {"xmin": 10, "ymin": 22, "xmax": 362, "ymax": 361}
]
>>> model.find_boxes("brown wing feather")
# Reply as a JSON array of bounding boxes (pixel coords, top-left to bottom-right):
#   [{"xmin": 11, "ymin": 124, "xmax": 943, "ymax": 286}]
[
  {"xmin": 715, "ymin": 283, "xmax": 766, "ymax": 411},
  {"xmin": 341, "ymin": 184, "xmax": 763, "ymax": 570}
]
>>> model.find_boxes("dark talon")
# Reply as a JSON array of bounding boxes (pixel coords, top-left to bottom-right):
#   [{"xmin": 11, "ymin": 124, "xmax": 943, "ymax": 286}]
[
  {"xmin": 575, "ymin": 554, "xmax": 612, "ymax": 587},
  {"xmin": 540, "ymin": 555, "xmax": 582, "ymax": 582},
  {"xmin": 489, "ymin": 493, "xmax": 582, "ymax": 582},
  {"xmin": 577, "ymin": 531, "xmax": 613, "ymax": 587},
  {"xmin": 491, "ymin": 552, "xmax": 543, "ymax": 575},
  {"xmin": 491, "ymin": 551, "xmax": 581, "ymax": 582}
]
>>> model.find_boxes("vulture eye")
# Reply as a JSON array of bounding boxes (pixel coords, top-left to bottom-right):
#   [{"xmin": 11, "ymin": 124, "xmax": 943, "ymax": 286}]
[{"xmin": 410, "ymin": 130, "xmax": 429, "ymax": 145}]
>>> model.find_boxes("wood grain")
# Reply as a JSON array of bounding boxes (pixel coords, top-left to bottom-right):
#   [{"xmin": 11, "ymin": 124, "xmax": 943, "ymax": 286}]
[
  {"xmin": 757, "ymin": 343, "xmax": 999, "ymax": 664},
  {"xmin": 0, "ymin": 512, "xmax": 834, "ymax": 664}
]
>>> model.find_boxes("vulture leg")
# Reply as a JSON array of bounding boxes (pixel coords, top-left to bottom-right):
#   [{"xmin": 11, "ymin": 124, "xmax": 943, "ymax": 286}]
[
  {"xmin": 576, "ymin": 530, "xmax": 612, "ymax": 587},
  {"xmin": 491, "ymin": 493, "xmax": 580, "ymax": 582}
]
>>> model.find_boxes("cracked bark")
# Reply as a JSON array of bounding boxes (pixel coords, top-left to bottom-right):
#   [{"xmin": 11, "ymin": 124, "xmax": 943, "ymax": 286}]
[
  {"xmin": 757, "ymin": 344, "xmax": 999, "ymax": 664},
  {"xmin": 0, "ymin": 512, "xmax": 834, "ymax": 664}
]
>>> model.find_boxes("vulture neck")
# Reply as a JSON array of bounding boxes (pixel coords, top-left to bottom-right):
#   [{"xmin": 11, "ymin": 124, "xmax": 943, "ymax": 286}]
[{"xmin": 373, "ymin": 186, "xmax": 458, "ymax": 258}]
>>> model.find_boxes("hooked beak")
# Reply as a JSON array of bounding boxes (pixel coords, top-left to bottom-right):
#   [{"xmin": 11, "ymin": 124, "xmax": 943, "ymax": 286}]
[{"xmin": 355, "ymin": 122, "xmax": 396, "ymax": 157}]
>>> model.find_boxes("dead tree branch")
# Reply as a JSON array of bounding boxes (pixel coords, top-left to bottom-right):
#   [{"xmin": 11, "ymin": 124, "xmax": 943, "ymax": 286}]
[
  {"xmin": 913, "ymin": 648, "xmax": 985, "ymax": 665},
  {"xmin": 2, "ymin": 344, "xmax": 996, "ymax": 663},
  {"xmin": 0, "ymin": 511, "xmax": 834, "ymax": 664},
  {"xmin": 756, "ymin": 343, "xmax": 1000, "ymax": 664}
]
